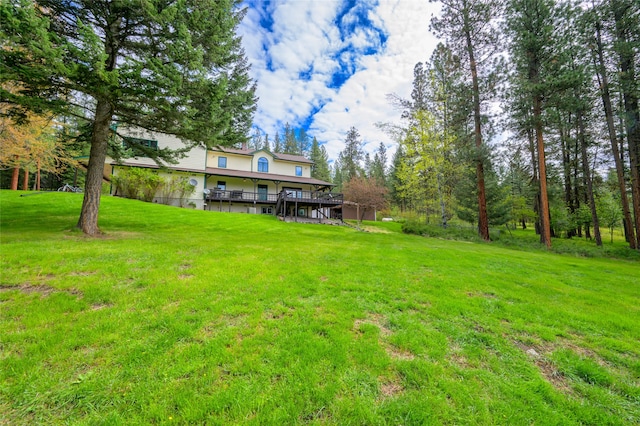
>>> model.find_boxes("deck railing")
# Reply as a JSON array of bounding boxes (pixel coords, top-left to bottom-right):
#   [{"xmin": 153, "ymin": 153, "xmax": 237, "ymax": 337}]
[
  {"xmin": 204, "ymin": 189, "xmax": 278, "ymax": 202},
  {"xmin": 279, "ymin": 190, "xmax": 343, "ymax": 204},
  {"xmin": 204, "ymin": 189, "xmax": 343, "ymax": 205}
]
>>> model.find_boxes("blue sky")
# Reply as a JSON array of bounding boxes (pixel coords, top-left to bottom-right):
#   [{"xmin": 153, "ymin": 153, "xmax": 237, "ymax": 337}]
[{"xmin": 238, "ymin": 0, "xmax": 441, "ymax": 162}]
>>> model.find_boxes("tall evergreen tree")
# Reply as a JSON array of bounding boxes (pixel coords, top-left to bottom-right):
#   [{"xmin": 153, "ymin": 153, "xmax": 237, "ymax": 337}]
[
  {"xmin": 505, "ymin": 0, "xmax": 558, "ymax": 248},
  {"xmin": 389, "ymin": 145, "xmax": 409, "ymax": 212},
  {"xmin": 251, "ymin": 128, "xmax": 262, "ymax": 150},
  {"xmin": 0, "ymin": 0, "xmax": 257, "ymax": 235},
  {"xmin": 338, "ymin": 127, "xmax": 364, "ymax": 182},
  {"xmin": 310, "ymin": 136, "xmax": 331, "ymax": 182},
  {"xmin": 273, "ymin": 132, "xmax": 282, "ymax": 153},
  {"xmin": 586, "ymin": 1, "xmax": 636, "ymax": 248},
  {"xmin": 430, "ymin": 0, "xmax": 502, "ymax": 241},
  {"xmin": 283, "ymin": 122, "xmax": 298, "ymax": 154},
  {"xmin": 371, "ymin": 142, "xmax": 388, "ymax": 187},
  {"xmin": 297, "ymin": 128, "xmax": 310, "ymax": 157},
  {"xmin": 332, "ymin": 158, "xmax": 343, "ymax": 192},
  {"xmin": 262, "ymin": 134, "xmax": 270, "ymax": 151},
  {"xmin": 364, "ymin": 153, "xmax": 372, "ymax": 178},
  {"xmin": 609, "ymin": 0, "xmax": 640, "ymax": 249}
]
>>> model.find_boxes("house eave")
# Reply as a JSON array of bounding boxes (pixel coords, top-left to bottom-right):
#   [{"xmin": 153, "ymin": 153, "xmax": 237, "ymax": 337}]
[{"xmin": 205, "ymin": 167, "xmax": 334, "ymax": 188}]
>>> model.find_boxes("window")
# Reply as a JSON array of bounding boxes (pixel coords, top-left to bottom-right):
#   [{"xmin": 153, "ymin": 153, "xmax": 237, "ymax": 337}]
[
  {"xmin": 295, "ymin": 166, "xmax": 302, "ymax": 176},
  {"xmin": 217, "ymin": 181, "xmax": 226, "ymax": 190},
  {"xmin": 218, "ymin": 156, "xmax": 227, "ymax": 168},
  {"xmin": 122, "ymin": 136, "xmax": 158, "ymax": 156},
  {"xmin": 258, "ymin": 157, "xmax": 268, "ymax": 172},
  {"xmin": 262, "ymin": 207, "xmax": 273, "ymax": 214}
]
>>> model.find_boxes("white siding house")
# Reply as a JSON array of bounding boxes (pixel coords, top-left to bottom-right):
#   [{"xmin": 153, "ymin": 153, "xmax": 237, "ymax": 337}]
[{"xmin": 104, "ymin": 128, "xmax": 340, "ymax": 218}]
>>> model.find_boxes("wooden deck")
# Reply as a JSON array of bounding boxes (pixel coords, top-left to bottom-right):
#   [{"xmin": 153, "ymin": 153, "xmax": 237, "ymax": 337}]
[
  {"xmin": 204, "ymin": 189, "xmax": 343, "ymax": 206},
  {"xmin": 275, "ymin": 190, "xmax": 343, "ymax": 221},
  {"xmin": 204, "ymin": 189, "xmax": 343, "ymax": 221}
]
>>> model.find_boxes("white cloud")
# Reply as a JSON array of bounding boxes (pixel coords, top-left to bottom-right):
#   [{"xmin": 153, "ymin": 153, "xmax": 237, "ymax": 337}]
[{"xmin": 239, "ymin": 0, "xmax": 441, "ymax": 163}]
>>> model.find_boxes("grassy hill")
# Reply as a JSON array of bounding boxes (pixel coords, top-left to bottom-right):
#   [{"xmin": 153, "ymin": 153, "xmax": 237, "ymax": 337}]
[{"xmin": 1, "ymin": 191, "xmax": 639, "ymax": 425}]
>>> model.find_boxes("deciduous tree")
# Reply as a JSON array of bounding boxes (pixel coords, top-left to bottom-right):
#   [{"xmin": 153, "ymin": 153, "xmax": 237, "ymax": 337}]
[{"xmin": 342, "ymin": 176, "xmax": 388, "ymax": 228}]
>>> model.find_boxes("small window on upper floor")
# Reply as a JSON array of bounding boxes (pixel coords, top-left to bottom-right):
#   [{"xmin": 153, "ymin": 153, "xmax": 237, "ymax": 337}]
[
  {"xmin": 122, "ymin": 137, "xmax": 158, "ymax": 156},
  {"xmin": 295, "ymin": 166, "xmax": 302, "ymax": 176},
  {"xmin": 258, "ymin": 157, "xmax": 269, "ymax": 172},
  {"xmin": 218, "ymin": 156, "xmax": 227, "ymax": 168}
]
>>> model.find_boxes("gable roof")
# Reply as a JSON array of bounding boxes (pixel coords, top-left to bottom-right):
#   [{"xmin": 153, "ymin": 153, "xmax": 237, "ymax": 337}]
[{"xmin": 212, "ymin": 146, "xmax": 313, "ymax": 164}]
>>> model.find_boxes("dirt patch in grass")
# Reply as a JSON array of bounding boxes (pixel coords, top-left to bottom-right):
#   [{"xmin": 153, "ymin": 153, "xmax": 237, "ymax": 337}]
[
  {"xmin": 91, "ymin": 302, "xmax": 112, "ymax": 310},
  {"xmin": 514, "ymin": 340, "xmax": 573, "ymax": 394},
  {"xmin": 69, "ymin": 271, "xmax": 97, "ymax": 277},
  {"xmin": 448, "ymin": 343, "xmax": 472, "ymax": 369},
  {"xmin": 300, "ymin": 406, "xmax": 331, "ymax": 422},
  {"xmin": 264, "ymin": 304, "xmax": 295, "ymax": 320},
  {"xmin": 378, "ymin": 374, "xmax": 405, "ymax": 399},
  {"xmin": 562, "ymin": 341, "xmax": 610, "ymax": 367},
  {"xmin": 355, "ymin": 313, "xmax": 416, "ymax": 361},
  {"xmin": 0, "ymin": 284, "xmax": 82, "ymax": 298},
  {"xmin": 385, "ymin": 344, "xmax": 415, "ymax": 361},
  {"xmin": 197, "ymin": 313, "xmax": 248, "ymax": 340},
  {"xmin": 354, "ymin": 313, "xmax": 392, "ymax": 337},
  {"xmin": 467, "ymin": 291, "xmax": 498, "ymax": 299}
]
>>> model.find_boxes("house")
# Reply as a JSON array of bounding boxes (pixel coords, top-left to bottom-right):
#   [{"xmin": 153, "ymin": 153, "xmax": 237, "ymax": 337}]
[{"xmin": 103, "ymin": 128, "xmax": 342, "ymax": 220}]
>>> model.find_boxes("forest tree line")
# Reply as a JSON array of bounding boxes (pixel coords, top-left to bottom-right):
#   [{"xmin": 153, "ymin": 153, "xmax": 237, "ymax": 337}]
[
  {"xmin": 2, "ymin": 0, "xmax": 637, "ymax": 248},
  {"xmin": 262, "ymin": 0, "xmax": 638, "ymax": 250}
]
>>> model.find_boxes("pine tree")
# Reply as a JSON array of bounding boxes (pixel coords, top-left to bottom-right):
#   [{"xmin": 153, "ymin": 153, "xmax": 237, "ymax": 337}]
[
  {"xmin": 273, "ymin": 132, "xmax": 282, "ymax": 153},
  {"xmin": 389, "ymin": 145, "xmax": 409, "ymax": 212},
  {"xmin": 283, "ymin": 123, "xmax": 298, "ymax": 154},
  {"xmin": 310, "ymin": 137, "xmax": 331, "ymax": 182},
  {"xmin": 0, "ymin": 0, "xmax": 257, "ymax": 235},
  {"xmin": 338, "ymin": 127, "xmax": 364, "ymax": 182},
  {"xmin": 262, "ymin": 134, "xmax": 270, "ymax": 151},
  {"xmin": 505, "ymin": 0, "xmax": 558, "ymax": 248},
  {"xmin": 371, "ymin": 142, "xmax": 388, "ymax": 187},
  {"xmin": 586, "ymin": 1, "xmax": 635, "ymax": 248},
  {"xmin": 332, "ymin": 158, "xmax": 343, "ymax": 193},
  {"xmin": 297, "ymin": 128, "xmax": 310, "ymax": 157},
  {"xmin": 609, "ymin": 0, "xmax": 640, "ymax": 249},
  {"xmin": 430, "ymin": 0, "xmax": 502, "ymax": 241},
  {"xmin": 251, "ymin": 128, "xmax": 262, "ymax": 150}
]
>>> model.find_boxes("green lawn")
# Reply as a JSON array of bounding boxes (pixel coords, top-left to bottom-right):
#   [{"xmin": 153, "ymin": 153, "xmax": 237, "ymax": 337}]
[{"xmin": 1, "ymin": 190, "xmax": 639, "ymax": 425}]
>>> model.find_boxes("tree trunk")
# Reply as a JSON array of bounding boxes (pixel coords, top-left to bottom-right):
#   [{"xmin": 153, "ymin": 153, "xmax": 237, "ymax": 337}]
[
  {"xmin": 559, "ymin": 117, "xmax": 576, "ymax": 237},
  {"xmin": 593, "ymin": 15, "xmax": 636, "ymax": 248},
  {"xmin": 77, "ymin": 98, "xmax": 113, "ymax": 235},
  {"xmin": 22, "ymin": 167, "xmax": 29, "ymax": 191},
  {"xmin": 11, "ymin": 166, "xmax": 19, "ymax": 190},
  {"xmin": 464, "ymin": 24, "xmax": 490, "ymax": 241},
  {"xmin": 534, "ymin": 94, "xmax": 551, "ymax": 248},
  {"xmin": 612, "ymin": 0, "xmax": 640, "ymax": 249},
  {"xmin": 76, "ymin": 14, "xmax": 120, "ymax": 236},
  {"xmin": 527, "ymin": 125, "xmax": 542, "ymax": 236},
  {"xmin": 577, "ymin": 109, "xmax": 602, "ymax": 245},
  {"xmin": 36, "ymin": 159, "xmax": 41, "ymax": 191}
]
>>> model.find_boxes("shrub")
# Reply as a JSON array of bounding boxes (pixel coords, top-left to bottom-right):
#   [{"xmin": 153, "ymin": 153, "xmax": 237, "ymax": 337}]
[
  {"xmin": 112, "ymin": 167, "xmax": 164, "ymax": 202},
  {"xmin": 401, "ymin": 221, "xmax": 496, "ymax": 242}
]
